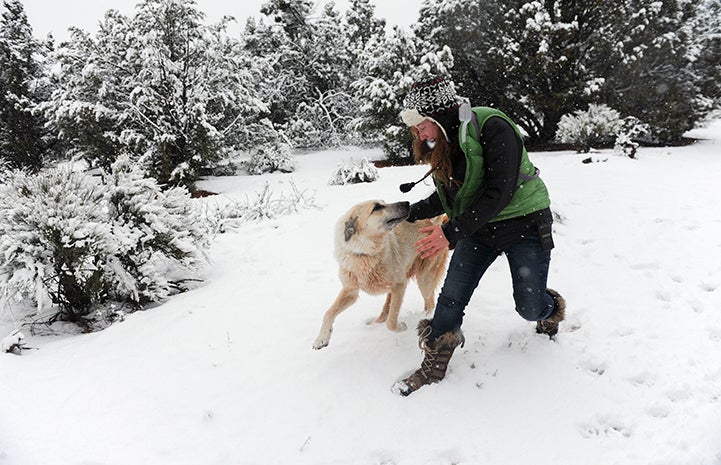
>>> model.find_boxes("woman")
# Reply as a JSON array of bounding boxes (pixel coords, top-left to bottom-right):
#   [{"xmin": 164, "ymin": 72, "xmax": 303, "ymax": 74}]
[{"xmin": 393, "ymin": 76, "xmax": 566, "ymax": 396}]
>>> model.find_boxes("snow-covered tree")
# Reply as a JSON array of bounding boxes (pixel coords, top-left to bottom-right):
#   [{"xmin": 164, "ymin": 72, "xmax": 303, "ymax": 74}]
[
  {"xmin": 281, "ymin": 2, "xmax": 359, "ymax": 148},
  {"xmin": 614, "ymin": 117, "xmax": 649, "ymax": 159},
  {"xmin": 42, "ymin": 0, "xmax": 267, "ymax": 188},
  {"xmin": 0, "ymin": 0, "xmax": 54, "ymax": 171},
  {"xmin": 693, "ymin": 0, "xmax": 721, "ymax": 111},
  {"xmin": 260, "ymin": 0, "xmax": 314, "ymax": 41},
  {"xmin": 413, "ymin": 0, "xmax": 497, "ymax": 115},
  {"xmin": 244, "ymin": 0, "xmax": 362, "ymax": 150},
  {"xmin": 461, "ymin": 0, "xmax": 628, "ymax": 145},
  {"xmin": 350, "ymin": 26, "xmax": 454, "ymax": 162},
  {"xmin": 345, "ymin": 0, "xmax": 385, "ymax": 54},
  {"xmin": 245, "ymin": 0, "xmax": 316, "ymax": 127},
  {"xmin": 606, "ymin": 0, "xmax": 718, "ymax": 143},
  {"xmin": 416, "ymin": 0, "xmax": 720, "ymax": 146}
]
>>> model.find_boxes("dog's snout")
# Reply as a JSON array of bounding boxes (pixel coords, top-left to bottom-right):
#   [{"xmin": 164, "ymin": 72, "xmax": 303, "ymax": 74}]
[{"xmin": 391, "ymin": 201, "xmax": 410, "ymax": 217}]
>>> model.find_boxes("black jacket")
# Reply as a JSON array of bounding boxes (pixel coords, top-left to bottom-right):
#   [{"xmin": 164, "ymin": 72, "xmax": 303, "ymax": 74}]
[{"xmin": 407, "ymin": 116, "xmax": 553, "ymax": 251}]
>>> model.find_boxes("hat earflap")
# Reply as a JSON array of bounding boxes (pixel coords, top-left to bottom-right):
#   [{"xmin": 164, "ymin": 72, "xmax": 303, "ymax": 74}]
[{"xmin": 400, "ymin": 110, "xmax": 450, "ymax": 142}]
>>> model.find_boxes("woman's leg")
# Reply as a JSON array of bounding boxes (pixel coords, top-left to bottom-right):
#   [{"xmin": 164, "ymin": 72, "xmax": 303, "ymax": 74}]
[
  {"xmin": 504, "ymin": 233, "xmax": 554, "ymax": 322},
  {"xmin": 430, "ymin": 237, "xmax": 499, "ymax": 340}
]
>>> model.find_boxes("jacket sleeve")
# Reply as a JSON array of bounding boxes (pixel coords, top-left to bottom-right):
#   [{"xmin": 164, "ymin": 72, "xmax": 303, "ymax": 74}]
[
  {"xmin": 406, "ymin": 191, "xmax": 444, "ymax": 223},
  {"xmin": 441, "ymin": 116, "xmax": 522, "ymax": 247}
]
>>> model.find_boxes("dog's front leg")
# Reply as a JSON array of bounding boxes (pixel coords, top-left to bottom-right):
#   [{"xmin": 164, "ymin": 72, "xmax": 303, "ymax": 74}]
[
  {"xmin": 367, "ymin": 293, "xmax": 392, "ymax": 325},
  {"xmin": 385, "ymin": 283, "xmax": 408, "ymax": 332},
  {"xmin": 312, "ymin": 287, "xmax": 359, "ymax": 350}
]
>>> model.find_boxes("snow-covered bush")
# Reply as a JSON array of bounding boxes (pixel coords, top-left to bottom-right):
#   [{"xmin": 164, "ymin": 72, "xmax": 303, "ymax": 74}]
[
  {"xmin": 0, "ymin": 159, "xmax": 209, "ymax": 326},
  {"xmin": 556, "ymin": 104, "xmax": 624, "ymax": 153},
  {"xmin": 1, "ymin": 330, "xmax": 26, "ymax": 354},
  {"xmin": 103, "ymin": 156, "xmax": 210, "ymax": 304},
  {"xmin": 206, "ymin": 181, "xmax": 318, "ymax": 233},
  {"xmin": 328, "ymin": 157, "xmax": 379, "ymax": 185},
  {"xmin": 614, "ymin": 117, "xmax": 651, "ymax": 159},
  {"xmin": 0, "ymin": 167, "xmax": 110, "ymax": 323},
  {"xmin": 244, "ymin": 120, "xmax": 295, "ymax": 175},
  {"xmin": 246, "ymin": 141, "xmax": 295, "ymax": 175}
]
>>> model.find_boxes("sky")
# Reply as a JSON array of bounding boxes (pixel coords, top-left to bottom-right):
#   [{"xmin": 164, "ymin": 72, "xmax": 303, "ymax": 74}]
[{"xmin": 18, "ymin": 0, "xmax": 423, "ymax": 42}]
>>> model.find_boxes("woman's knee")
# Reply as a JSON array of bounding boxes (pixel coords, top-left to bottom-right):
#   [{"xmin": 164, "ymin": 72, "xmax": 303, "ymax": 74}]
[{"xmin": 514, "ymin": 289, "xmax": 553, "ymax": 321}]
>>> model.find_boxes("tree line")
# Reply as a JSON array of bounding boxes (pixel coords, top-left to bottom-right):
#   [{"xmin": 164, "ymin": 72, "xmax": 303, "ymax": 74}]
[{"xmin": 1, "ymin": 0, "xmax": 720, "ymax": 188}]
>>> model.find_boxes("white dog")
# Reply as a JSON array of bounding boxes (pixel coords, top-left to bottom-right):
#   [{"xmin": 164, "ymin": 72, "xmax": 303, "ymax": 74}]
[{"xmin": 313, "ymin": 200, "xmax": 448, "ymax": 349}]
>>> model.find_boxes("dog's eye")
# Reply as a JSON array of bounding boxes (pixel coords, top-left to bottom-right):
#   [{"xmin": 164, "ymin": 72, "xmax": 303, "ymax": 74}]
[{"xmin": 372, "ymin": 203, "xmax": 385, "ymax": 212}]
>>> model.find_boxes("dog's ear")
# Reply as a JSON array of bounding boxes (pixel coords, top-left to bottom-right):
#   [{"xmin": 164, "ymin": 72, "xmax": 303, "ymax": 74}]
[{"xmin": 344, "ymin": 216, "xmax": 358, "ymax": 242}]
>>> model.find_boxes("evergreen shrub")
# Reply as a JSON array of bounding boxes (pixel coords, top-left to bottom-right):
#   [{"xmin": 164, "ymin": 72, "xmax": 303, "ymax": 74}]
[
  {"xmin": 556, "ymin": 104, "xmax": 624, "ymax": 153},
  {"xmin": 0, "ymin": 157, "xmax": 209, "ymax": 327}
]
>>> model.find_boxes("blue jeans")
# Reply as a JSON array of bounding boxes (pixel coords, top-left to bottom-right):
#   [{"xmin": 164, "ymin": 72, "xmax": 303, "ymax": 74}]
[{"xmin": 429, "ymin": 233, "xmax": 554, "ymax": 340}]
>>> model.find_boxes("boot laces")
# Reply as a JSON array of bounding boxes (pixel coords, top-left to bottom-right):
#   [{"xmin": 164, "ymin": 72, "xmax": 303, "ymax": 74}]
[{"xmin": 419, "ymin": 345, "xmax": 439, "ymax": 379}]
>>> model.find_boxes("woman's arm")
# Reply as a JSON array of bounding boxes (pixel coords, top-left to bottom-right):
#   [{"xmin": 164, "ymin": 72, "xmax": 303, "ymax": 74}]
[
  {"xmin": 441, "ymin": 116, "xmax": 522, "ymax": 246},
  {"xmin": 407, "ymin": 191, "xmax": 445, "ymax": 222}
]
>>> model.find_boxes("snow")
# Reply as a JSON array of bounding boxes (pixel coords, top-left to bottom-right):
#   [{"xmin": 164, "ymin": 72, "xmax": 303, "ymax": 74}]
[{"xmin": 2, "ymin": 121, "xmax": 721, "ymax": 465}]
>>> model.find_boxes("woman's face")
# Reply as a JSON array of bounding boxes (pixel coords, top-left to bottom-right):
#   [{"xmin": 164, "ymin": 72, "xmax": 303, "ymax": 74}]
[{"xmin": 414, "ymin": 119, "xmax": 441, "ymax": 145}]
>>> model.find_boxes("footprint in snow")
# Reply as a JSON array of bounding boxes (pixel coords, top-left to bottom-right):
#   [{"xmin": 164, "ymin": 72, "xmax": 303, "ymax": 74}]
[
  {"xmin": 578, "ymin": 358, "xmax": 607, "ymax": 377},
  {"xmin": 578, "ymin": 416, "xmax": 633, "ymax": 439},
  {"xmin": 627, "ymin": 371, "xmax": 657, "ymax": 388},
  {"xmin": 699, "ymin": 280, "xmax": 718, "ymax": 292},
  {"xmin": 655, "ymin": 289, "xmax": 673, "ymax": 302},
  {"xmin": 665, "ymin": 388, "xmax": 691, "ymax": 403},
  {"xmin": 707, "ymin": 328, "xmax": 721, "ymax": 342},
  {"xmin": 646, "ymin": 402, "xmax": 671, "ymax": 419},
  {"xmin": 629, "ymin": 261, "xmax": 660, "ymax": 271}
]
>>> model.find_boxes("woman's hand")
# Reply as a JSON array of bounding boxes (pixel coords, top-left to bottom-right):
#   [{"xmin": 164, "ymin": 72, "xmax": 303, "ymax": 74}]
[{"xmin": 414, "ymin": 225, "xmax": 449, "ymax": 259}]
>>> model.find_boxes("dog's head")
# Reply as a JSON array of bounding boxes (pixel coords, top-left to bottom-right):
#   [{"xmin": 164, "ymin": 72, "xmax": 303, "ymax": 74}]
[{"xmin": 336, "ymin": 200, "xmax": 410, "ymax": 255}]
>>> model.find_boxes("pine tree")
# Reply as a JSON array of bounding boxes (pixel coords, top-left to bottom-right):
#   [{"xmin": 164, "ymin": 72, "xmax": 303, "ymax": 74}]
[
  {"xmin": 414, "ymin": 0, "xmax": 495, "ymax": 115},
  {"xmin": 244, "ymin": 0, "xmax": 366, "ymax": 150},
  {"xmin": 0, "ymin": 0, "xmax": 53, "ymax": 171},
  {"xmin": 349, "ymin": 26, "xmax": 454, "ymax": 161},
  {"xmin": 417, "ymin": 0, "xmax": 719, "ymax": 145},
  {"xmin": 345, "ymin": 0, "xmax": 386, "ymax": 60},
  {"xmin": 286, "ymin": 3, "xmax": 361, "ymax": 148},
  {"xmin": 695, "ymin": 0, "xmax": 721, "ymax": 112},
  {"xmin": 435, "ymin": 0, "xmax": 627, "ymax": 146},
  {"xmin": 242, "ymin": 4, "xmax": 311, "ymax": 128},
  {"xmin": 43, "ymin": 0, "xmax": 266, "ymax": 188},
  {"xmin": 42, "ymin": 16, "xmax": 131, "ymax": 170},
  {"xmin": 607, "ymin": 0, "xmax": 718, "ymax": 142},
  {"xmin": 260, "ymin": 0, "xmax": 314, "ymax": 42}
]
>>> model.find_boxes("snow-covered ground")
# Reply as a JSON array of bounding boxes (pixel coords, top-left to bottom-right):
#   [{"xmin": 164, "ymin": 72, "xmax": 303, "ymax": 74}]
[{"xmin": 1, "ymin": 121, "xmax": 721, "ymax": 465}]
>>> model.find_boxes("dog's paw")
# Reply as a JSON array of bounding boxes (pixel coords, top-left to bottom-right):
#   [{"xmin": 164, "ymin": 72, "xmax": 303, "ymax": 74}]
[
  {"xmin": 312, "ymin": 339, "xmax": 328, "ymax": 350},
  {"xmin": 365, "ymin": 315, "xmax": 388, "ymax": 325},
  {"xmin": 387, "ymin": 321, "xmax": 408, "ymax": 332},
  {"xmin": 312, "ymin": 333, "xmax": 331, "ymax": 350}
]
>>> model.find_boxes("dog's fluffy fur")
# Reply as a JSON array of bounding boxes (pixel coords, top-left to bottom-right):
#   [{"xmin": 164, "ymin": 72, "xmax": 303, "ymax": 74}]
[{"xmin": 312, "ymin": 200, "xmax": 448, "ymax": 349}]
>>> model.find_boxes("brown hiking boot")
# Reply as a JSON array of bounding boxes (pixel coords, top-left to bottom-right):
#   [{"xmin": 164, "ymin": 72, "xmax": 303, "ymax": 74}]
[
  {"xmin": 536, "ymin": 288, "xmax": 566, "ymax": 338},
  {"xmin": 395, "ymin": 319, "xmax": 463, "ymax": 397}
]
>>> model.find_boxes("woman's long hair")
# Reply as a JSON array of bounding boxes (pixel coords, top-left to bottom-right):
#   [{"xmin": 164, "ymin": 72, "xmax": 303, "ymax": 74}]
[{"xmin": 410, "ymin": 127, "xmax": 458, "ymax": 188}]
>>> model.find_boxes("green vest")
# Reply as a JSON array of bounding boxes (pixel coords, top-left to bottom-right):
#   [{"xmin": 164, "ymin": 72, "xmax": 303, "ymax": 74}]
[{"xmin": 435, "ymin": 106, "xmax": 550, "ymax": 221}]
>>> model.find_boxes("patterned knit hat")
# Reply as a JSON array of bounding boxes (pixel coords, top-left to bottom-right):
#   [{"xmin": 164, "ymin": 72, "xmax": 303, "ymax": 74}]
[{"xmin": 400, "ymin": 76, "xmax": 464, "ymax": 141}]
